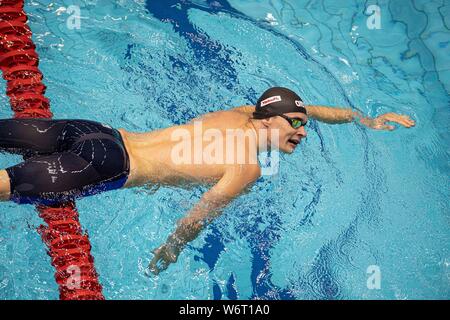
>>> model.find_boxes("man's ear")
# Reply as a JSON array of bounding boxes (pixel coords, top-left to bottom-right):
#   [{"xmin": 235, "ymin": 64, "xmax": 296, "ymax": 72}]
[{"xmin": 261, "ymin": 118, "xmax": 272, "ymax": 128}]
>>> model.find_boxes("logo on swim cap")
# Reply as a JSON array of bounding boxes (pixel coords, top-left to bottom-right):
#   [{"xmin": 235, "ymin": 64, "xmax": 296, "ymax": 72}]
[
  {"xmin": 295, "ymin": 100, "xmax": 304, "ymax": 107},
  {"xmin": 260, "ymin": 95, "xmax": 282, "ymax": 107}
]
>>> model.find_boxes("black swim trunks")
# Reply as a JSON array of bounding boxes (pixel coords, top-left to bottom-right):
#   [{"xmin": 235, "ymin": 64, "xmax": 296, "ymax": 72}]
[{"xmin": 0, "ymin": 119, "xmax": 130, "ymax": 205}]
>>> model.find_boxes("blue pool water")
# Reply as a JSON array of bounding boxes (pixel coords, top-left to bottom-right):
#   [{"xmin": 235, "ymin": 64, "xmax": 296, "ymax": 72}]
[{"xmin": 0, "ymin": 0, "xmax": 449, "ymax": 299}]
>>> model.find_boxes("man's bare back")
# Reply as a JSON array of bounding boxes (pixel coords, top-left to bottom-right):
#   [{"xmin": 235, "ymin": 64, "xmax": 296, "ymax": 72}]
[{"xmin": 118, "ymin": 105, "xmax": 258, "ymax": 189}]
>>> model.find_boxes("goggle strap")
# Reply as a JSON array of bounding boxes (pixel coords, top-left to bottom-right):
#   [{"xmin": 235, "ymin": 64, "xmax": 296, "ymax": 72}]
[{"xmin": 252, "ymin": 107, "xmax": 307, "ymax": 120}]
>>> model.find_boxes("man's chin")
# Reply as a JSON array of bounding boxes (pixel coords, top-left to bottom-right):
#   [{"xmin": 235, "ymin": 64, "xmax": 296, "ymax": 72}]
[{"xmin": 280, "ymin": 145, "xmax": 295, "ymax": 154}]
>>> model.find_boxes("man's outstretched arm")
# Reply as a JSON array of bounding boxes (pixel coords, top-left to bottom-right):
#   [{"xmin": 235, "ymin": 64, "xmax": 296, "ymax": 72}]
[
  {"xmin": 148, "ymin": 165, "xmax": 260, "ymax": 275},
  {"xmin": 305, "ymin": 105, "xmax": 415, "ymax": 130}
]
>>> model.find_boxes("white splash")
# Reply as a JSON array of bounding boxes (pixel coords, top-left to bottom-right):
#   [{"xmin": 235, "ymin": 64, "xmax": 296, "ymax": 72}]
[{"xmin": 265, "ymin": 13, "xmax": 278, "ymax": 26}]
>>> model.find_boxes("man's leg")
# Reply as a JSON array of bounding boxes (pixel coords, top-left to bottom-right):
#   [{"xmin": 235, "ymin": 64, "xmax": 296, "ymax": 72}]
[
  {"xmin": 0, "ymin": 119, "xmax": 67, "ymax": 202},
  {"xmin": 0, "ymin": 169, "xmax": 11, "ymax": 201},
  {"xmin": 0, "ymin": 119, "xmax": 67, "ymax": 157},
  {"xmin": 4, "ymin": 152, "xmax": 104, "ymax": 205}
]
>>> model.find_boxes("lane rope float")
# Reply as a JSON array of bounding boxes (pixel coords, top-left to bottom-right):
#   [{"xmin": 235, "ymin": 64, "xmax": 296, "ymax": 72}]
[{"xmin": 0, "ymin": 0, "xmax": 104, "ymax": 300}]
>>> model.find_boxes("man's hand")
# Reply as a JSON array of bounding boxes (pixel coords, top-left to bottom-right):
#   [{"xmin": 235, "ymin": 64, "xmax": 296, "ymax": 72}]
[
  {"xmin": 148, "ymin": 243, "xmax": 180, "ymax": 275},
  {"xmin": 305, "ymin": 105, "xmax": 416, "ymax": 130},
  {"xmin": 360, "ymin": 112, "xmax": 415, "ymax": 130}
]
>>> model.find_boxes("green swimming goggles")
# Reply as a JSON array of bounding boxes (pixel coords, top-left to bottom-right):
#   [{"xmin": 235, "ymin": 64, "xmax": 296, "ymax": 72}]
[{"xmin": 279, "ymin": 114, "xmax": 308, "ymax": 129}]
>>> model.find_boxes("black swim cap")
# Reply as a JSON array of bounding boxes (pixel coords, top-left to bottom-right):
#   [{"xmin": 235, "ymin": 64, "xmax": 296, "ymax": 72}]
[{"xmin": 253, "ymin": 87, "xmax": 307, "ymax": 119}]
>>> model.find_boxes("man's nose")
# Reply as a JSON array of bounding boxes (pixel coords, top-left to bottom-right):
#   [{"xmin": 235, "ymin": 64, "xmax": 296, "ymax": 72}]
[{"xmin": 297, "ymin": 126, "xmax": 307, "ymax": 137}]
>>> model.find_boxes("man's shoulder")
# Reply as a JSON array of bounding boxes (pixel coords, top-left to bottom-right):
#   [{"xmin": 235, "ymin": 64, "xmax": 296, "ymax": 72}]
[{"xmin": 231, "ymin": 105, "xmax": 255, "ymax": 114}]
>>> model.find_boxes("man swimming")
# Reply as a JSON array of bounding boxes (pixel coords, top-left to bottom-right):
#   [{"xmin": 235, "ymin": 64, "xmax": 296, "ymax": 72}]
[{"xmin": 0, "ymin": 87, "xmax": 415, "ymax": 275}]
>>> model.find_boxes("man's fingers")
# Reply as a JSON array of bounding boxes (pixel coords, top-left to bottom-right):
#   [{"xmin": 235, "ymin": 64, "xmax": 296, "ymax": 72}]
[
  {"xmin": 373, "ymin": 121, "xmax": 395, "ymax": 130},
  {"xmin": 402, "ymin": 116, "xmax": 415, "ymax": 127},
  {"xmin": 379, "ymin": 124, "xmax": 395, "ymax": 131},
  {"xmin": 148, "ymin": 266, "xmax": 160, "ymax": 276},
  {"xmin": 149, "ymin": 254, "xmax": 160, "ymax": 268},
  {"xmin": 148, "ymin": 261, "xmax": 160, "ymax": 275},
  {"xmin": 394, "ymin": 119, "xmax": 409, "ymax": 127},
  {"xmin": 393, "ymin": 116, "xmax": 413, "ymax": 127},
  {"xmin": 145, "ymin": 267, "xmax": 157, "ymax": 277},
  {"xmin": 148, "ymin": 256, "xmax": 165, "ymax": 275},
  {"xmin": 160, "ymin": 260, "xmax": 170, "ymax": 272},
  {"xmin": 394, "ymin": 119, "xmax": 414, "ymax": 128},
  {"xmin": 148, "ymin": 249, "xmax": 163, "ymax": 275},
  {"xmin": 148, "ymin": 259, "xmax": 169, "ymax": 276},
  {"xmin": 147, "ymin": 249, "xmax": 174, "ymax": 276},
  {"xmin": 377, "ymin": 114, "xmax": 416, "ymax": 129},
  {"xmin": 382, "ymin": 114, "xmax": 416, "ymax": 128}
]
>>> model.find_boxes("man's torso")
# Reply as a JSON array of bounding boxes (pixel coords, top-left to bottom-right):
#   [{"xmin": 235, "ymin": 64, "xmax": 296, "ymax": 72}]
[{"xmin": 118, "ymin": 106, "xmax": 258, "ymax": 189}]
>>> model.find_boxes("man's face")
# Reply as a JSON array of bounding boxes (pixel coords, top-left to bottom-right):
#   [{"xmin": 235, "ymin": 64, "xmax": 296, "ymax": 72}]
[{"xmin": 265, "ymin": 112, "xmax": 308, "ymax": 154}]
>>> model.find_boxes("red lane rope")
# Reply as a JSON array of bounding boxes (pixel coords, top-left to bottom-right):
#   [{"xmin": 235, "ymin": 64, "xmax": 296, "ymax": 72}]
[{"xmin": 0, "ymin": 0, "xmax": 104, "ymax": 300}]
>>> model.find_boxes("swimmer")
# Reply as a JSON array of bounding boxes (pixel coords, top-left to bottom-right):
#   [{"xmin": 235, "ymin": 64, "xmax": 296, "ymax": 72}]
[{"xmin": 0, "ymin": 87, "xmax": 415, "ymax": 275}]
